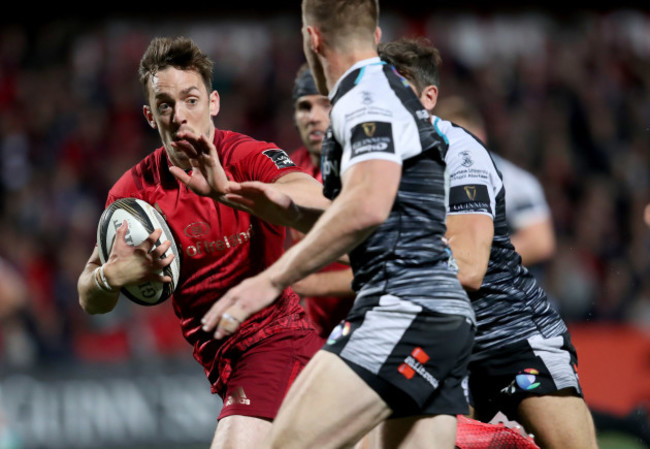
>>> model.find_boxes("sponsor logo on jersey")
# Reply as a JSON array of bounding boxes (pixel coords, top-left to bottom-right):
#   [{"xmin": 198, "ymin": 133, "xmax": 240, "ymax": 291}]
[
  {"xmin": 224, "ymin": 387, "xmax": 250, "ymax": 407},
  {"xmin": 398, "ymin": 347, "xmax": 439, "ymax": 389},
  {"xmin": 464, "ymin": 186, "xmax": 477, "ymax": 201},
  {"xmin": 326, "ymin": 321, "xmax": 351, "ymax": 345},
  {"xmin": 500, "ymin": 368, "xmax": 542, "ymax": 395},
  {"xmin": 350, "ymin": 122, "xmax": 394, "ymax": 159},
  {"xmin": 449, "ymin": 184, "xmax": 491, "ymax": 214},
  {"xmin": 184, "ymin": 224, "xmax": 253, "ymax": 257},
  {"xmin": 321, "ymin": 157, "xmax": 340, "ymax": 179},
  {"xmin": 184, "ymin": 221, "xmax": 210, "ymax": 237},
  {"xmin": 362, "ymin": 122, "xmax": 376, "ymax": 137},
  {"xmin": 262, "ymin": 149, "xmax": 297, "ymax": 169},
  {"xmin": 515, "ymin": 368, "xmax": 541, "ymax": 391}
]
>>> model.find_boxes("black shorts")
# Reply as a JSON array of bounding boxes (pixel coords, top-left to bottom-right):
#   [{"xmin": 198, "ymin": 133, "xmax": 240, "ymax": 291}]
[
  {"xmin": 468, "ymin": 331, "xmax": 583, "ymax": 422},
  {"xmin": 323, "ymin": 293, "xmax": 475, "ymax": 418}
]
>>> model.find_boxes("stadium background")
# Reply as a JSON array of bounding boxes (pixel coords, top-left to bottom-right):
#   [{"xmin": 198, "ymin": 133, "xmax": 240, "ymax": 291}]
[{"xmin": 0, "ymin": 4, "xmax": 648, "ymax": 448}]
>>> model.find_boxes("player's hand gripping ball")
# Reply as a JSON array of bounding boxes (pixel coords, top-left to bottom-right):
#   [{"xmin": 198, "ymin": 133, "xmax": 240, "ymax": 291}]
[{"xmin": 96, "ymin": 198, "xmax": 180, "ymax": 305}]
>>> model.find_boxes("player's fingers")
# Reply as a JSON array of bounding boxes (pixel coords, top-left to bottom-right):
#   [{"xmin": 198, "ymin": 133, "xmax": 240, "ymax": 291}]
[
  {"xmin": 115, "ymin": 219, "xmax": 129, "ymax": 239},
  {"xmin": 142, "ymin": 228, "xmax": 163, "ymax": 252},
  {"xmin": 151, "ymin": 239, "xmax": 172, "ymax": 259},
  {"xmin": 171, "ymin": 138, "xmax": 199, "ymax": 158},
  {"xmin": 201, "ymin": 295, "xmax": 232, "ymax": 333},
  {"xmin": 169, "ymin": 166, "xmax": 192, "ymax": 186},
  {"xmin": 222, "ymin": 193, "xmax": 255, "ymax": 211},
  {"xmin": 215, "ymin": 311, "xmax": 241, "ymax": 340}
]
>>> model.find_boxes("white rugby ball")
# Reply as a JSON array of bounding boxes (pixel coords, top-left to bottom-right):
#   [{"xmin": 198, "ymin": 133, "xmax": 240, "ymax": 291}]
[{"xmin": 96, "ymin": 198, "xmax": 180, "ymax": 306}]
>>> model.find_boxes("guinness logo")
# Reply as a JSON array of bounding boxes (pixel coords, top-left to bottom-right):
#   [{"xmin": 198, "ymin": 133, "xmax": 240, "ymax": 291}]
[
  {"xmin": 362, "ymin": 122, "xmax": 376, "ymax": 137},
  {"xmin": 464, "ymin": 186, "xmax": 477, "ymax": 201}
]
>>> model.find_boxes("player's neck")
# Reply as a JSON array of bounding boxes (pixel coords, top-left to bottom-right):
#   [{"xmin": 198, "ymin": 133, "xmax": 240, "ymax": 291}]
[{"xmin": 325, "ymin": 47, "xmax": 378, "ymax": 91}]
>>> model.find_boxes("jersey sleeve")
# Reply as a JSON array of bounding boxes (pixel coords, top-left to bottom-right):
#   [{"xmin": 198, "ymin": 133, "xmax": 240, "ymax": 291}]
[
  {"xmin": 445, "ymin": 127, "xmax": 501, "ymax": 219},
  {"xmin": 331, "ymin": 86, "xmax": 411, "ymax": 176},
  {"xmin": 228, "ymin": 139, "xmax": 307, "ymax": 184},
  {"xmin": 502, "ymin": 165, "xmax": 551, "ymax": 230}
]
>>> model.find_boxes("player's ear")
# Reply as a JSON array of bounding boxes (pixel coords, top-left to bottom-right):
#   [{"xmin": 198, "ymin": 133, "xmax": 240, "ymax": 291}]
[
  {"xmin": 374, "ymin": 26, "xmax": 382, "ymax": 45},
  {"xmin": 307, "ymin": 25, "xmax": 321, "ymax": 54},
  {"xmin": 420, "ymin": 85, "xmax": 439, "ymax": 112},
  {"xmin": 143, "ymin": 105, "xmax": 157, "ymax": 129},
  {"xmin": 209, "ymin": 90, "xmax": 220, "ymax": 118}
]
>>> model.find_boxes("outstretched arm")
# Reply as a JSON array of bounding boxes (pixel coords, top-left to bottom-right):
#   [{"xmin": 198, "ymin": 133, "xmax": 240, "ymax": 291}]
[
  {"xmin": 169, "ymin": 131, "xmax": 330, "ymax": 231},
  {"xmin": 201, "ymin": 159, "xmax": 400, "ymax": 340},
  {"xmin": 168, "ymin": 130, "xmax": 235, "ymax": 200},
  {"xmin": 510, "ymin": 218, "xmax": 556, "ymax": 266}
]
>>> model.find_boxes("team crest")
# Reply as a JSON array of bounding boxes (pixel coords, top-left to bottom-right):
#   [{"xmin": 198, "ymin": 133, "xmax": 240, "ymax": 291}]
[{"xmin": 460, "ymin": 151, "xmax": 473, "ymax": 167}]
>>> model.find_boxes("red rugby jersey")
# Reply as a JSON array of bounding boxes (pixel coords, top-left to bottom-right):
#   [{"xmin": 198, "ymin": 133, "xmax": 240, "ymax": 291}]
[
  {"xmin": 107, "ymin": 129, "xmax": 314, "ymax": 394},
  {"xmin": 289, "ymin": 147, "xmax": 354, "ymax": 341}
]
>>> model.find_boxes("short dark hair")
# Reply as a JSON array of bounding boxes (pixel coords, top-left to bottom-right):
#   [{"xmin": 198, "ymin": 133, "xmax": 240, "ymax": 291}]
[
  {"xmin": 378, "ymin": 37, "xmax": 442, "ymax": 95},
  {"xmin": 292, "ymin": 63, "xmax": 319, "ymax": 106},
  {"xmin": 302, "ymin": 0, "xmax": 378, "ymax": 48},
  {"xmin": 138, "ymin": 36, "xmax": 214, "ymax": 102}
]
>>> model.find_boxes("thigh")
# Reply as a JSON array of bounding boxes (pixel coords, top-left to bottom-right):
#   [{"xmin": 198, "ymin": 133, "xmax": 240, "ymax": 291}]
[
  {"xmin": 375, "ymin": 415, "xmax": 457, "ymax": 449},
  {"xmin": 219, "ymin": 329, "xmax": 322, "ymax": 420},
  {"xmin": 518, "ymin": 391, "xmax": 598, "ymax": 449},
  {"xmin": 211, "ymin": 415, "xmax": 272, "ymax": 449},
  {"xmin": 269, "ymin": 350, "xmax": 393, "ymax": 449},
  {"xmin": 469, "ymin": 332, "xmax": 583, "ymax": 423}
]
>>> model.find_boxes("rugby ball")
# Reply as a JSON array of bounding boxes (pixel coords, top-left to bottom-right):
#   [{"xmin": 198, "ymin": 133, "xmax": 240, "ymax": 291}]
[{"xmin": 96, "ymin": 198, "xmax": 180, "ymax": 306}]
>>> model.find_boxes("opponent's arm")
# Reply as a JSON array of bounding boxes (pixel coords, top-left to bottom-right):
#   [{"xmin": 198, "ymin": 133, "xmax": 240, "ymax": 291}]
[
  {"xmin": 445, "ymin": 214, "xmax": 493, "ymax": 291},
  {"xmin": 202, "ymin": 158, "xmax": 400, "ymax": 339},
  {"xmin": 291, "ymin": 268, "xmax": 355, "ymax": 298},
  {"xmin": 78, "ymin": 222, "xmax": 173, "ymax": 314},
  {"xmin": 510, "ymin": 218, "xmax": 556, "ymax": 266}
]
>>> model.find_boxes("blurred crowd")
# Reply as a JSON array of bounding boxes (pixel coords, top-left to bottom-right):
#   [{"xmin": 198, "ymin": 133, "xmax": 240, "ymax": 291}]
[{"xmin": 0, "ymin": 9, "xmax": 648, "ymax": 370}]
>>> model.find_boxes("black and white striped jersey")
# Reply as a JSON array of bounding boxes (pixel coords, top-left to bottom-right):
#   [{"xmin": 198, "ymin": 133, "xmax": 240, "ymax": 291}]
[
  {"xmin": 321, "ymin": 57, "xmax": 475, "ymax": 322},
  {"xmin": 434, "ymin": 116, "xmax": 567, "ymax": 359},
  {"xmin": 491, "ymin": 153, "xmax": 552, "ymax": 234}
]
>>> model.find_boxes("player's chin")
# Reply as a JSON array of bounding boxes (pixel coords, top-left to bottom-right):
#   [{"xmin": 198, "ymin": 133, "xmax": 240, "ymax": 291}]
[{"xmin": 166, "ymin": 150, "xmax": 192, "ymax": 169}]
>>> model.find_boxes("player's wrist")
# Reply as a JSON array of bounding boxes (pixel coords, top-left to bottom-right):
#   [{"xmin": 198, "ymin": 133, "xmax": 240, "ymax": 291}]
[{"xmin": 94, "ymin": 265, "xmax": 119, "ymax": 293}]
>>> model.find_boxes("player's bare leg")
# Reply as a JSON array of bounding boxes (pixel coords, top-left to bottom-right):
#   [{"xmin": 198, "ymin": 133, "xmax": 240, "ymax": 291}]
[
  {"xmin": 517, "ymin": 389, "xmax": 599, "ymax": 449},
  {"xmin": 210, "ymin": 415, "xmax": 272, "ymax": 449},
  {"xmin": 371, "ymin": 415, "xmax": 457, "ymax": 449},
  {"xmin": 267, "ymin": 350, "xmax": 391, "ymax": 449},
  {"xmin": 268, "ymin": 350, "xmax": 459, "ymax": 449}
]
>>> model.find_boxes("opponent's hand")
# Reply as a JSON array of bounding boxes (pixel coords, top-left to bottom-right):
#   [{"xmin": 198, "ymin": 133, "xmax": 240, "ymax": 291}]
[
  {"xmin": 103, "ymin": 220, "xmax": 174, "ymax": 288},
  {"xmin": 169, "ymin": 130, "xmax": 234, "ymax": 199},
  {"xmin": 224, "ymin": 181, "xmax": 301, "ymax": 227},
  {"xmin": 201, "ymin": 272, "xmax": 283, "ymax": 340}
]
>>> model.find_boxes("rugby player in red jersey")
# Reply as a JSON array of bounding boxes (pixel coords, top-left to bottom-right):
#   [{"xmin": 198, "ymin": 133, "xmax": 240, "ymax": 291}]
[{"xmin": 77, "ymin": 36, "xmax": 326, "ymax": 449}]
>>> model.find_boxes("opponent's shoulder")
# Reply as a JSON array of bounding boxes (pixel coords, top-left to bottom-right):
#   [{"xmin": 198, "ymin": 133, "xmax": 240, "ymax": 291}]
[
  {"xmin": 435, "ymin": 117, "xmax": 493, "ymax": 165},
  {"xmin": 494, "ymin": 155, "xmax": 541, "ymax": 188}
]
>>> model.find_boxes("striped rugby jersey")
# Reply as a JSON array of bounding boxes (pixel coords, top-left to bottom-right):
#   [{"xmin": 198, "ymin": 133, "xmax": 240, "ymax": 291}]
[
  {"xmin": 434, "ymin": 116, "xmax": 567, "ymax": 359},
  {"xmin": 321, "ymin": 57, "xmax": 475, "ymax": 322}
]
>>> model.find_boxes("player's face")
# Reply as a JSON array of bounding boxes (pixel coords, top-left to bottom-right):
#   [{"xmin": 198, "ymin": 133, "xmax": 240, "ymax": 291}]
[
  {"xmin": 294, "ymin": 94, "xmax": 331, "ymax": 163},
  {"xmin": 143, "ymin": 67, "xmax": 219, "ymax": 169}
]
